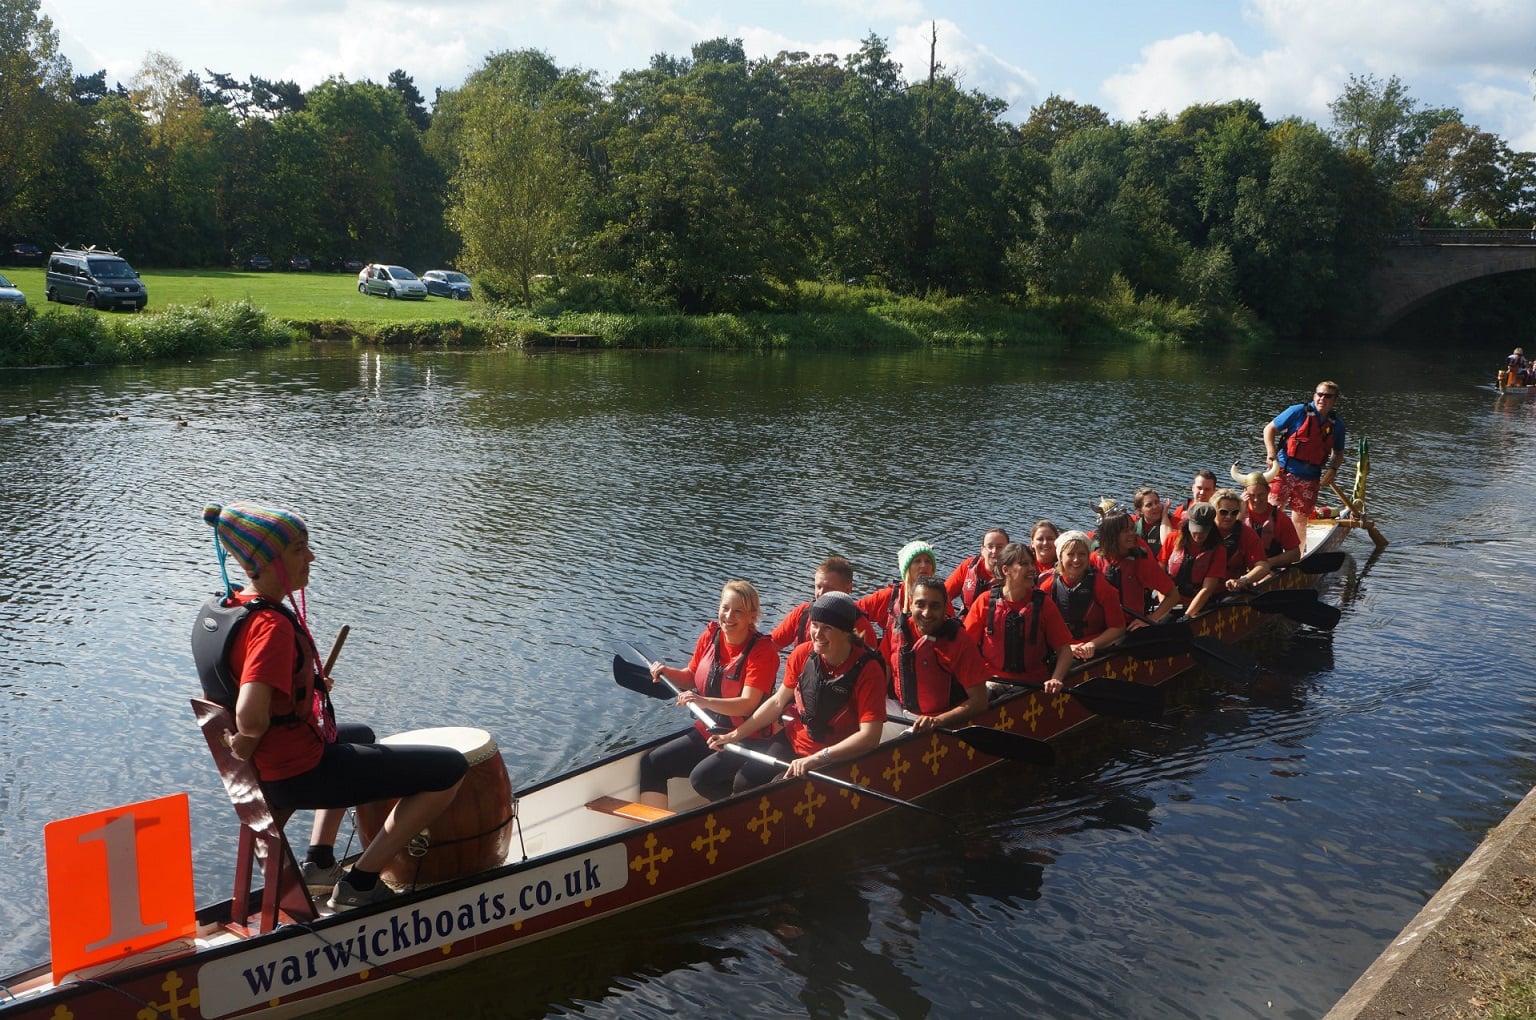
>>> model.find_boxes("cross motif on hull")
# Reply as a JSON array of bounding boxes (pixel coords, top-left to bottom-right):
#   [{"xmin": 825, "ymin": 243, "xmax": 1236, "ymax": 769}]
[
  {"xmin": 747, "ymin": 795, "xmax": 784, "ymax": 845},
  {"xmin": 793, "ymin": 781, "xmax": 827, "ymax": 828},
  {"xmin": 629, "ymin": 831, "xmax": 673, "ymax": 885},
  {"xmin": 139, "ymin": 971, "xmax": 199, "ymax": 1020},
  {"xmin": 921, "ymin": 733, "xmax": 948, "ymax": 775},
  {"xmin": 691, "ymin": 814, "xmax": 731, "ymax": 865},
  {"xmin": 882, "ymin": 748, "xmax": 911, "ymax": 792}
]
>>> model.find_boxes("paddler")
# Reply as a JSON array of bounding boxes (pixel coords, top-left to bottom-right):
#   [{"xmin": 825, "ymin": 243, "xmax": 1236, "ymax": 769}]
[
  {"xmin": 1264, "ymin": 381, "xmax": 1346, "ymax": 540},
  {"xmin": 769, "ymin": 555, "xmax": 879, "ymax": 650},
  {"xmin": 638, "ymin": 580, "xmax": 779, "ymax": 809},
  {"xmin": 945, "ymin": 527, "xmax": 1009, "ymax": 613},
  {"xmin": 857, "ymin": 540, "xmax": 947, "ymax": 658},
  {"xmin": 698, "ymin": 592, "xmax": 887, "ymax": 797},
  {"xmin": 1227, "ymin": 470, "xmax": 1302, "ymax": 591},
  {"xmin": 1038, "ymin": 529, "xmax": 1127, "ymax": 660},
  {"xmin": 962, "ymin": 541, "xmax": 1073, "ymax": 693},
  {"xmin": 194, "ymin": 502, "xmax": 468, "ymax": 910},
  {"xmin": 886, "ymin": 576, "xmax": 990, "ymax": 733}
]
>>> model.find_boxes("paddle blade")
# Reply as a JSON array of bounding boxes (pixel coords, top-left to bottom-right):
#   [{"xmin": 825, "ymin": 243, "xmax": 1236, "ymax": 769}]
[
  {"xmin": 612, "ymin": 654, "xmax": 671, "ymax": 699},
  {"xmin": 1118, "ymin": 634, "xmax": 1193, "ymax": 661},
  {"xmin": 945, "ymin": 726, "xmax": 1055, "ymax": 765},
  {"xmin": 1296, "ymin": 549, "xmax": 1345, "ymax": 574},
  {"xmin": 1247, "ymin": 588, "xmax": 1320, "ymax": 612},
  {"xmin": 1286, "ymin": 599, "xmax": 1342, "ymax": 630},
  {"xmin": 1068, "ymin": 676, "xmax": 1164, "ymax": 722}
]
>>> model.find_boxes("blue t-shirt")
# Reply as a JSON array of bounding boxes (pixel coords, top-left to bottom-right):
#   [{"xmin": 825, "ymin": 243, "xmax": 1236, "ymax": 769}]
[{"xmin": 1272, "ymin": 402, "xmax": 1345, "ymax": 479}]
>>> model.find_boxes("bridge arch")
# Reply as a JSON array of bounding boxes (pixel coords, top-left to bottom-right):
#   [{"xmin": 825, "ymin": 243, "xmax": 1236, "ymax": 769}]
[{"xmin": 1370, "ymin": 229, "xmax": 1536, "ymax": 334}]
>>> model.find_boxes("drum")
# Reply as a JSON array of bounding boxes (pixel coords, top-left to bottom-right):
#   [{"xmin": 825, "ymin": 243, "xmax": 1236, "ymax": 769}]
[{"xmin": 354, "ymin": 726, "xmax": 514, "ymax": 887}]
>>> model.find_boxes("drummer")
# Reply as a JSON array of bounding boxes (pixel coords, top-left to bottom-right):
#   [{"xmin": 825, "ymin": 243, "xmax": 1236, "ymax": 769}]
[
  {"xmin": 638, "ymin": 580, "xmax": 780, "ymax": 809},
  {"xmin": 699, "ymin": 593, "xmax": 887, "ymax": 798},
  {"xmin": 196, "ymin": 503, "xmax": 468, "ymax": 910}
]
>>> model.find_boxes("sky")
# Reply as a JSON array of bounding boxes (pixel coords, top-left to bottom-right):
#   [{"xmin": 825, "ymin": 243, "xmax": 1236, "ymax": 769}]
[{"xmin": 36, "ymin": 0, "xmax": 1536, "ymax": 149}]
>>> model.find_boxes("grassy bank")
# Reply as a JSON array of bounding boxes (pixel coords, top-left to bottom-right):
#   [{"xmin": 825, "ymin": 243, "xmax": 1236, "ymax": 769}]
[{"xmin": 0, "ymin": 267, "xmax": 1264, "ymax": 368}]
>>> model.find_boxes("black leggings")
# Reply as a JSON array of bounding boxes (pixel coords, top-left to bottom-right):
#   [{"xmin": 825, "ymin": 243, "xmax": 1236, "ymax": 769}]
[
  {"xmin": 264, "ymin": 722, "xmax": 468, "ymax": 813},
  {"xmin": 689, "ymin": 734, "xmax": 793, "ymax": 801},
  {"xmin": 638, "ymin": 729, "xmax": 712, "ymax": 796}
]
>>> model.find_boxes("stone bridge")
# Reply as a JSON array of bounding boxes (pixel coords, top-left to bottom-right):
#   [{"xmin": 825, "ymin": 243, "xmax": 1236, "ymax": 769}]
[{"xmin": 1370, "ymin": 228, "xmax": 1536, "ymax": 334}]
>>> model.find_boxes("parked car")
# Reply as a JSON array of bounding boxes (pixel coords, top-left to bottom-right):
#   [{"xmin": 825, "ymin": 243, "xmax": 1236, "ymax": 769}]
[
  {"xmin": 421, "ymin": 270, "xmax": 473, "ymax": 300},
  {"xmin": 6, "ymin": 243, "xmax": 44, "ymax": 267},
  {"xmin": 244, "ymin": 254, "xmax": 273, "ymax": 271},
  {"xmin": 45, "ymin": 248, "xmax": 147, "ymax": 311},
  {"xmin": 357, "ymin": 264, "xmax": 428, "ymax": 300},
  {"xmin": 283, "ymin": 255, "xmax": 311, "ymax": 272},
  {"xmin": 0, "ymin": 272, "xmax": 25, "ymax": 306},
  {"xmin": 338, "ymin": 257, "xmax": 364, "ymax": 274}
]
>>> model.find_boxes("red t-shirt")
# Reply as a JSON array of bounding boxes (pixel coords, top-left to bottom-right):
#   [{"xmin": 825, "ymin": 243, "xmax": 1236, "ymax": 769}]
[
  {"xmin": 683, "ymin": 625, "xmax": 780, "ymax": 733},
  {"xmin": 1091, "ymin": 549, "xmax": 1174, "ymax": 619},
  {"xmin": 1037, "ymin": 569, "xmax": 1127, "ymax": 641},
  {"xmin": 962, "ymin": 588, "xmax": 1074, "ymax": 682},
  {"xmin": 781, "ymin": 642, "xmax": 887, "ymax": 758},
  {"xmin": 944, "ymin": 556, "xmax": 994, "ymax": 611},
  {"xmin": 228, "ymin": 594, "xmax": 325, "ymax": 781},
  {"xmin": 1215, "ymin": 524, "xmax": 1269, "ymax": 579},
  {"xmin": 1245, "ymin": 506, "xmax": 1302, "ymax": 555},
  {"xmin": 1160, "ymin": 537, "xmax": 1229, "ymax": 593},
  {"xmin": 885, "ymin": 620, "xmax": 991, "ymax": 715}
]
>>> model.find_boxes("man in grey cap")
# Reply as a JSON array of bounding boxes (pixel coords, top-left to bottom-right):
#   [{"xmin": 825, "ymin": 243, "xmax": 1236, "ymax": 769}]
[{"xmin": 695, "ymin": 592, "xmax": 888, "ymax": 799}]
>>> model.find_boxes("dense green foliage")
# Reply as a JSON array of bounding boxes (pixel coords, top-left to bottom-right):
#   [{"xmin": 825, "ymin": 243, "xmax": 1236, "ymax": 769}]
[
  {"xmin": 3, "ymin": 0, "xmax": 1535, "ymax": 345},
  {"xmin": 0, "ymin": 300, "xmax": 303, "ymax": 368}
]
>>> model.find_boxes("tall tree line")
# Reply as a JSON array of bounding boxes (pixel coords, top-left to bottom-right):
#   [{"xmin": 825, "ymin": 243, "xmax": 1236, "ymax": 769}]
[{"xmin": 4, "ymin": 0, "xmax": 1535, "ymax": 334}]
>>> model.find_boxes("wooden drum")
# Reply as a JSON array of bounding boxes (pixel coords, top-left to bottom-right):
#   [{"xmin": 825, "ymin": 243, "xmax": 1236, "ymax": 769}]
[{"xmin": 355, "ymin": 726, "xmax": 514, "ymax": 887}]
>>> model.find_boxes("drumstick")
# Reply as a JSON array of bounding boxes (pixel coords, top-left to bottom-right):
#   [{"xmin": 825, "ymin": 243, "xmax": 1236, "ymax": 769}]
[{"xmin": 323, "ymin": 625, "xmax": 351, "ymax": 677}]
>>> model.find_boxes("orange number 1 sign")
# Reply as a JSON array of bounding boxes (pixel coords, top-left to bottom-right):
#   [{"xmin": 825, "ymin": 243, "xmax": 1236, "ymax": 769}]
[{"xmin": 45, "ymin": 793, "xmax": 197, "ymax": 982}]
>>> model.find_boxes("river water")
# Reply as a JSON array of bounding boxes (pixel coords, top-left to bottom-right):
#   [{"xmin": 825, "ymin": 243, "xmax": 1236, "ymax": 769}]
[{"xmin": 1, "ymin": 339, "xmax": 1532, "ymax": 1019}]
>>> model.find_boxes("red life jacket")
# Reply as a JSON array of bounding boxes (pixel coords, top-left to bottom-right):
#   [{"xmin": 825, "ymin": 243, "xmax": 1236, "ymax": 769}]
[
  {"xmin": 1284, "ymin": 406, "xmax": 1337, "ymax": 467},
  {"xmin": 691, "ymin": 623, "xmax": 763, "ymax": 735},
  {"xmin": 1167, "ymin": 543, "xmax": 1219, "ymax": 598},
  {"xmin": 893, "ymin": 618, "xmax": 966, "ymax": 715},
  {"xmin": 957, "ymin": 556, "xmax": 993, "ymax": 611}
]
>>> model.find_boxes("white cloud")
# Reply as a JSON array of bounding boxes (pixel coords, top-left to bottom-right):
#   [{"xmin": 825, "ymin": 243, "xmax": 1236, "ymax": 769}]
[
  {"xmin": 1251, "ymin": 0, "xmax": 1536, "ymax": 76},
  {"xmin": 888, "ymin": 19, "xmax": 1039, "ymax": 115},
  {"xmin": 1100, "ymin": 31, "xmax": 1334, "ymax": 122}
]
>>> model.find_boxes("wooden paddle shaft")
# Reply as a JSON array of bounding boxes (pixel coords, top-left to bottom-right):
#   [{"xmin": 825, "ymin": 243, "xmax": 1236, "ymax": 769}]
[
  {"xmin": 1328, "ymin": 481, "xmax": 1388, "ymax": 549},
  {"xmin": 323, "ymin": 625, "xmax": 350, "ymax": 676}
]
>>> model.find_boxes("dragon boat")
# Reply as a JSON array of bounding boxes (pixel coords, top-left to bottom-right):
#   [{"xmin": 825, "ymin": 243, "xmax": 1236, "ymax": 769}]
[{"xmin": 0, "ymin": 474, "xmax": 1384, "ymax": 1020}]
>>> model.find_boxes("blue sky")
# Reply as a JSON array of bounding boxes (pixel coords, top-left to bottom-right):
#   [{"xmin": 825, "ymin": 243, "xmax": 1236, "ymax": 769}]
[{"xmin": 38, "ymin": 0, "xmax": 1536, "ymax": 148}]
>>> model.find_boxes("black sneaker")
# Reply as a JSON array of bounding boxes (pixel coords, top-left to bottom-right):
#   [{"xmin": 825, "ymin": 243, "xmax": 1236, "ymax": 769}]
[{"xmin": 327, "ymin": 873, "xmax": 395, "ymax": 910}]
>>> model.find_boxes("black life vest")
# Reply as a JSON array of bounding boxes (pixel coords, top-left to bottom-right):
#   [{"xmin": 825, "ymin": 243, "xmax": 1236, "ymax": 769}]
[
  {"xmin": 1044, "ymin": 567, "xmax": 1098, "ymax": 639},
  {"xmin": 190, "ymin": 590, "xmax": 317, "ymax": 727},
  {"xmin": 894, "ymin": 618, "xmax": 965, "ymax": 715},
  {"xmin": 1135, "ymin": 516, "xmax": 1163, "ymax": 558},
  {"xmin": 984, "ymin": 583, "xmax": 1045, "ymax": 674},
  {"xmin": 798, "ymin": 647, "xmax": 882, "ymax": 744}
]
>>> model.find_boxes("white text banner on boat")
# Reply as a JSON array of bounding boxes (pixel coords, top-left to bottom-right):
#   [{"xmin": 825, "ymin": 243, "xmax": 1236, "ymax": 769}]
[{"xmin": 198, "ymin": 844, "xmax": 628, "ymax": 1017}]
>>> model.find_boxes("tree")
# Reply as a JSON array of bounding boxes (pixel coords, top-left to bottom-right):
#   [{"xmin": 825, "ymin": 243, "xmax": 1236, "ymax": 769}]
[
  {"xmin": 388, "ymin": 69, "xmax": 430, "ymax": 131},
  {"xmin": 1398, "ymin": 120, "xmax": 1517, "ymax": 226},
  {"xmin": 450, "ymin": 101, "xmax": 580, "ymax": 304},
  {"xmin": 0, "ymin": 0, "xmax": 73, "ymax": 238}
]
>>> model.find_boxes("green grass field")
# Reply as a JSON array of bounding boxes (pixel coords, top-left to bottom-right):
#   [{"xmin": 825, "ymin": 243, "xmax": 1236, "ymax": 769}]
[{"xmin": 0, "ymin": 266, "xmax": 477, "ymax": 324}]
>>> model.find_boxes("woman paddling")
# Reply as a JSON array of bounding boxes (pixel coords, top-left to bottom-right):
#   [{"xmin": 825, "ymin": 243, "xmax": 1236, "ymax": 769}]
[
  {"xmin": 962, "ymin": 542, "xmax": 1073, "ymax": 693},
  {"xmin": 195, "ymin": 502, "xmax": 468, "ymax": 910},
  {"xmin": 1038, "ymin": 530, "xmax": 1127, "ymax": 661},
  {"xmin": 639, "ymin": 580, "xmax": 779, "ymax": 810},
  {"xmin": 1092, "ymin": 511, "xmax": 1179, "ymax": 627}
]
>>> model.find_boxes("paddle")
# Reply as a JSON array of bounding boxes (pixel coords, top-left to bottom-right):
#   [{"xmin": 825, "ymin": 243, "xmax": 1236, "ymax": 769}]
[
  {"xmin": 323, "ymin": 624, "xmax": 350, "ymax": 677},
  {"xmin": 1328, "ymin": 480, "xmax": 1389, "ymax": 550},
  {"xmin": 715, "ymin": 740, "xmax": 957, "ymax": 824},
  {"xmin": 989, "ymin": 674, "xmax": 1164, "ymax": 722},
  {"xmin": 611, "ymin": 641, "xmax": 957, "ymax": 822},
  {"xmin": 1121, "ymin": 607, "xmax": 1259, "ymax": 682},
  {"xmin": 1114, "ymin": 622, "xmax": 1194, "ymax": 661},
  {"xmin": 885, "ymin": 711, "xmax": 1055, "ymax": 764},
  {"xmin": 1241, "ymin": 587, "xmax": 1341, "ymax": 630},
  {"xmin": 1294, "ymin": 549, "xmax": 1345, "ymax": 574}
]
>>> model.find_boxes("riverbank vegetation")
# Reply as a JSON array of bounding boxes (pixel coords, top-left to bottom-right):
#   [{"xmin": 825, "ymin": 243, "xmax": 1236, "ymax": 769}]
[{"xmin": 3, "ymin": 0, "xmax": 1534, "ymax": 367}]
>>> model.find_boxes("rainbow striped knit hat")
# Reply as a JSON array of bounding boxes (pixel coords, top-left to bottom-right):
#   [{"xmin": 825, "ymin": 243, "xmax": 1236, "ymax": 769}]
[{"xmin": 203, "ymin": 502, "xmax": 307, "ymax": 579}]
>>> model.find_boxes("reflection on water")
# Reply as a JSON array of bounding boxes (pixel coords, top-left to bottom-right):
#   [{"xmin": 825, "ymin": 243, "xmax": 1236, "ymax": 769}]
[{"xmin": 2, "ymin": 341, "xmax": 1535, "ymax": 1017}]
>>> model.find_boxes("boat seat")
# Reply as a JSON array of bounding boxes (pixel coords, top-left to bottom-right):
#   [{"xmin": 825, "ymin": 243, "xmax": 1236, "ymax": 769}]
[
  {"xmin": 585, "ymin": 796, "xmax": 675, "ymax": 822},
  {"xmin": 191, "ymin": 698, "xmax": 317, "ymax": 934}
]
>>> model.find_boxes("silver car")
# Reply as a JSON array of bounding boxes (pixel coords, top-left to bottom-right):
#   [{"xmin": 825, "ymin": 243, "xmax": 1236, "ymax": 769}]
[
  {"xmin": 357, "ymin": 264, "xmax": 427, "ymax": 300},
  {"xmin": 0, "ymin": 272, "xmax": 27, "ymax": 307}
]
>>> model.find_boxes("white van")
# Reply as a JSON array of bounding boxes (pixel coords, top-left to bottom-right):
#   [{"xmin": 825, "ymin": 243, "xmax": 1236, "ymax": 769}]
[{"xmin": 45, "ymin": 248, "xmax": 148, "ymax": 311}]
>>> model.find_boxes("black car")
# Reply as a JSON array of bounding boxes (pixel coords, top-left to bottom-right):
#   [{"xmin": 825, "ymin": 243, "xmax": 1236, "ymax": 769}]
[
  {"xmin": 7, "ymin": 243, "xmax": 44, "ymax": 266},
  {"xmin": 244, "ymin": 254, "xmax": 274, "ymax": 271},
  {"xmin": 284, "ymin": 255, "xmax": 312, "ymax": 272}
]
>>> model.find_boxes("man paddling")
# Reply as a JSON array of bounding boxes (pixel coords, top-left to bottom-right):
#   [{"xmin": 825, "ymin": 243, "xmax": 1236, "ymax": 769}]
[
  {"xmin": 887, "ymin": 576, "xmax": 990, "ymax": 733},
  {"xmin": 1264, "ymin": 380, "xmax": 1346, "ymax": 540}
]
